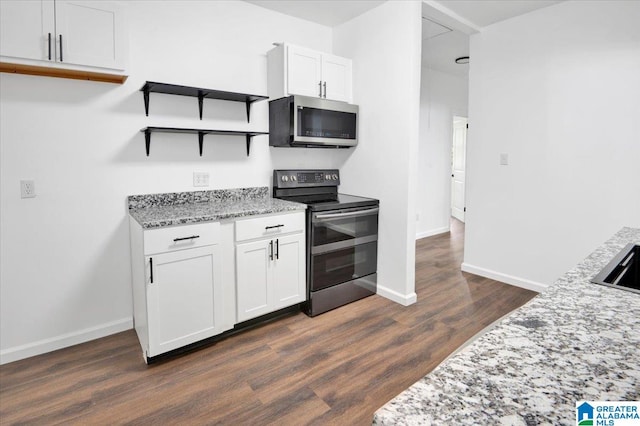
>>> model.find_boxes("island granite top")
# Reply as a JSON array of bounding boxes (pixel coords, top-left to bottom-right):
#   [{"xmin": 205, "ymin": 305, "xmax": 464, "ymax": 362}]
[
  {"xmin": 373, "ymin": 227, "xmax": 640, "ymax": 426},
  {"xmin": 128, "ymin": 187, "xmax": 306, "ymax": 229}
]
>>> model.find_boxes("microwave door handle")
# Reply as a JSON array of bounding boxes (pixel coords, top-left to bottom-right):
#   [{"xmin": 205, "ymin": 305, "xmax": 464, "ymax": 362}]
[{"xmin": 314, "ymin": 207, "xmax": 379, "ymax": 220}]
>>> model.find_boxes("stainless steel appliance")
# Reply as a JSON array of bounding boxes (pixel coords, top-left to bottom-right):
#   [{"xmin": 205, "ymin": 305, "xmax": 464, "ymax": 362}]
[
  {"xmin": 591, "ymin": 243, "xmax": 639, "ymax": 294},
  {"xmin": 268, "ymin": 96, "xmax": 358, "ymax": 148},
  {"xmin": 273, "ymin": 169, "xmax": 378, "ymax": 316}
]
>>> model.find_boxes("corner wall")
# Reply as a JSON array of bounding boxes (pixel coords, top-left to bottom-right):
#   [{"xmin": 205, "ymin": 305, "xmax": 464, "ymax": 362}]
[
  {"xmin": 463, "ymin": 1, "xmax": 640, "ymax": 291},
  {"xmin": 333, "ymin": 1, "xmax": 423, "ymax": 305}
]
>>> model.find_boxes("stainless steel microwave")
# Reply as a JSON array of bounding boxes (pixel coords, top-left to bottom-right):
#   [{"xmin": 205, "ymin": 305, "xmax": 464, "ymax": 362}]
[{"xmin": 269, "ymin": 95, "xmax": 358, "ymax": 148}]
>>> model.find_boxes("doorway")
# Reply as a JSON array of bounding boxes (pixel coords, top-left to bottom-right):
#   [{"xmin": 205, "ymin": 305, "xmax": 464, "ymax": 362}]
[{"xmin": 451, "ymin": 116, "xmax": 467, "ymax": 222}]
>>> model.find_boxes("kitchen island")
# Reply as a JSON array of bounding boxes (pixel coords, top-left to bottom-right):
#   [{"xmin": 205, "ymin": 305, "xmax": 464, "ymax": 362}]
[{"xmin": 373, "ymin": 227, "xmax": 640, "ymax": 425}]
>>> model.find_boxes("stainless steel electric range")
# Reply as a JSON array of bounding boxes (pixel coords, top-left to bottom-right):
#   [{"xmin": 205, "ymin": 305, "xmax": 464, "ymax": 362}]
[{"xmin": 273, "ymin": 169, "xmax": 379, "ymax": 316}]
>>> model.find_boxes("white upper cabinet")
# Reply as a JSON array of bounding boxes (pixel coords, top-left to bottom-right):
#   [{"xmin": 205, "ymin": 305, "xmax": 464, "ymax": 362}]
[
  {"xmin": 0, "ymin": 0, "xmax": 55, "ymax": 61},
  {"xmin": 268, "ymin": 43, "xmax": 353, "ymax": 103},
  {"xmin": 0, "ymin": 0, "xmax": 127, "ymax": 71}
]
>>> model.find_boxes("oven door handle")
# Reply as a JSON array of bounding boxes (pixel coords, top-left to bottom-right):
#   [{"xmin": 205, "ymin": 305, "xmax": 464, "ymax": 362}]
[{"xmin": 314, "ymin": 207, "xmax": 379, "ymax": 220}]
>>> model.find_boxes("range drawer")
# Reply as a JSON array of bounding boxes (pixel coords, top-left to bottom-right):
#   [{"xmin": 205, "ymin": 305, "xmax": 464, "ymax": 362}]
[
  {"xmin": 235, "ymin": 211, "xmax": 304, "ymax": 242},
  {"xmin": 144, "ymin": 222, "xmax": 220, "ymax": 255}
]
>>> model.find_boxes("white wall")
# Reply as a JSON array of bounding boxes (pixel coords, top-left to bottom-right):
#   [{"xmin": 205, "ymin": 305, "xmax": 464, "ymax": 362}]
[
  {"xmin": 463, "ymin": 1, "xmax": 640, "ymax": 291},
  {"xmin": 0, "ymin": 0, "xmax": 345, "ymax": 364},
  {"xmin": 333, "ymin": 1, "xmax": 422, "ymax": 305},
  {"xmin": 416, "ymin": 67, "xmax": 468, "ymax": 238}
]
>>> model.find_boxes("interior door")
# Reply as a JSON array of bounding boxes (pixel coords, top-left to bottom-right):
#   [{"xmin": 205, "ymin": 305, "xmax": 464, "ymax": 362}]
[{"xmin": 451, "ymin": 117, "xmax": 467, "ymax": 222}]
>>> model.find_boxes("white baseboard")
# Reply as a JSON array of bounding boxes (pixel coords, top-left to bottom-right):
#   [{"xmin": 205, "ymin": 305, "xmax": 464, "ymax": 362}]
[
  {"xmin": 377, "ymin": 284, "xmax": 417, "ymax": 306},
  {"xmin": 416, "ymin": 226, "xmax": 450, "ymax": 240},
  {"xmin": 461, "ymin": 263, "xmax": 548, "ymax": 293},
  {"xmin": 0, "ymin": 317, "xmax": 133, "ymax": 365}
]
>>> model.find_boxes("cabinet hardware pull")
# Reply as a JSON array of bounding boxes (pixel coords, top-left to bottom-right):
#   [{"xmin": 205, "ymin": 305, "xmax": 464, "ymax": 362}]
[
  {"xmin": 150, "ymin": 257, "xmax": 154, "ymax": 283},
  {"xmin": 48, "ymin": 33, "xmax": 52, "ymax": 60},
  {"xmin": 322, "ymin": 81, "xmax": 327, "ymax": 98},
  {"xmin": 318, "ymin": 81, "xmax": 322, "ymax": 97},
  {"xmin": 269, "ymin": 240, "xmax": 274, "ymax": 261},
  {"xmin": 275, "ymin": 239, "xmax": 279, "ymax": 260},
  {"xmin": 173, "ymin": 235, "xmax": 200, "ymax": 242},
  {"xmin": 59, "ymin": 34, "xmax": 63, "ymax": 61},
  {"xmin": 265, "ymin": 224, "xmax": 284, "ymax": 230}
]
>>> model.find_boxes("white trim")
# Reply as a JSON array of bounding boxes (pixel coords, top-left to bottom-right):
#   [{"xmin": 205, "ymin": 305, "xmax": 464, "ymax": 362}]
[
  {"xmin": 416, "ymin": 226, "xmax": 450, "ymax": 240},
  {"xmin": 461, "ymin": 263, "xmax": 548, "ymax": 293},
  {"xmin": 0, "ymin": 317, "xmax": 133, "ymax": 365},
  {"xmin": 377, "ymin": 285, "xmax": 417, "ymax": 306}
]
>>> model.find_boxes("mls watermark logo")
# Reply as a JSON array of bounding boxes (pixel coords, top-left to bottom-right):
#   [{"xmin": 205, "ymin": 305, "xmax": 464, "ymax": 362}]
[{"xmin": 576, "ymin": 401, "xmax": 640, "ymax": 426}]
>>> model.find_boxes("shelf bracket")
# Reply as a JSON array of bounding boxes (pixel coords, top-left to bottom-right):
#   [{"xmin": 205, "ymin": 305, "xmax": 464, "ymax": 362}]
[
  {"xmin": 245, "ymin": 100, "xmax": 251, "ymax": 123},
  {"xmin": 143, "ymin": 88, "xmax": 150, "ymax": 116},
  {"xmin": 144, "ymin": 129, "xmax": 151, "ymax": 156},
  {"xmin": 246, "ymin": 134, "xmax": 251, "ymax": 156},
  {"xmin": 198, "ymin": 92, "xmax": 204, "ymax": 120},
  {"xmin": 198, "ymin": 132, "xmax": 205, "ymax": 156}
]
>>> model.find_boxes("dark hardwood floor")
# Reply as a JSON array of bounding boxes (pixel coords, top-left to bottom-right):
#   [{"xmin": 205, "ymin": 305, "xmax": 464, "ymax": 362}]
[{"xmin": 0, "ymin": 220, "xmax": 537, "ymax": 425}]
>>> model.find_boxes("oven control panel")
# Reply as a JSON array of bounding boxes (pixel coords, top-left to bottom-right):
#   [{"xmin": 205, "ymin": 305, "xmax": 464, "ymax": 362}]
[{"xmin": 273, "ymin": 169, "xmax": 340, "ymax": 188}]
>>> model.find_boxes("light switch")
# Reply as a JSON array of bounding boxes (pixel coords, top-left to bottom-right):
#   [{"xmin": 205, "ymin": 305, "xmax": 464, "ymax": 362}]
[{"xmin": 500, "ymin": 153, "xmax": 509, "ymax": 166}]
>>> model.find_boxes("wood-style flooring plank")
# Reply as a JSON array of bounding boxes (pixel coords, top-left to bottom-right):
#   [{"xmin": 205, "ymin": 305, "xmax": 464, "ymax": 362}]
[{"xmin": 0, "ymin": 220, "xmax": 537, "ymax": 425}]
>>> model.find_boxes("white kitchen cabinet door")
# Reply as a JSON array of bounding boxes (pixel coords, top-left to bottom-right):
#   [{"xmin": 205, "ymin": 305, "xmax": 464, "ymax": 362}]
[
  {"xmin": 0, "ymin": 0, "xmax": 55, "ymax": 61},
  {"xmin": 321, "ymin": 54, "xmax": 352, "ymax": 103},
  {"xmin": 146, "ymin": 244, "xmax": 223, "ymax": 357},
  {"xmin": 287, "ymin": 45, "xmax": 323, "ymax": 98},
  {"xmin": 272, "ymin": 233, "xmax": 306, "ymax": 310},
  {"xmin": 236, "ymin": 240, "xmax": 272, "ymax": 323},
  {"xmin": 0, "ymin": 0, "xmax": 126, "ymax": 70},
  {"xmin": 55, "ymin": 0, "xmax": 126, "ymax": 70}
]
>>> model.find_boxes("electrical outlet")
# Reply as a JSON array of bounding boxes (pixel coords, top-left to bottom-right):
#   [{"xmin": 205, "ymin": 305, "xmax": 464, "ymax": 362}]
[
  {"xmin": 20, "ymin": 180, "xmax": 36, "ymax": 198},
  {"xmin": 193, "ymin": 172, "xmax": 210, "ymax": 187}
]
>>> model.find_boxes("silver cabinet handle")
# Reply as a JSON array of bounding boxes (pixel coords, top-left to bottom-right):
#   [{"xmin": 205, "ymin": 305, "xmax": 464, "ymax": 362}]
[
  {"xmin": 315, "ymin": 207, "xmax": 379, "ymax": 220},
  {"xmin": 269, "ymin": 240, "xmax": 274, "ymax": 261},
  {"xmin": 322, "ymin": 81, "xmax": 327, "ymax": 98},
  {"xmin": 318, "ymin": 81, "xmax": 322, "ymax": 97}
]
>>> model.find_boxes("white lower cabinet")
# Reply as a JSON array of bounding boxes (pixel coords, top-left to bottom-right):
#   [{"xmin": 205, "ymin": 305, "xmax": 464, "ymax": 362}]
[
  {"xmin": 129, "ymin": 210, "xmax": 305, "ymax": 362},
  {"xmin": 130, "ymin": 220, "xmax": 232, "ymax": 361},
  {"xmin": 235, "ymin": 212, "xmax": 306, "ymax": 323}
]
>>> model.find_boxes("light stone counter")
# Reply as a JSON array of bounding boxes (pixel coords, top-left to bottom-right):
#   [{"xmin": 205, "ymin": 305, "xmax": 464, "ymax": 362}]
[
  {"xmin": 374, "ymin": 227, "xmax": 640, "ymax": 425},
  {"xmin": 128, "ymin": 187, "xmax": 306, "ymax": 229}
]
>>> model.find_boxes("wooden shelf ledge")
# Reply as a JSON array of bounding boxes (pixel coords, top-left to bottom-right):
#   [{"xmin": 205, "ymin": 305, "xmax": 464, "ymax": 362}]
[{"xmin": 0, "ymin": 62, "xmax": 128, "ymax": 84}]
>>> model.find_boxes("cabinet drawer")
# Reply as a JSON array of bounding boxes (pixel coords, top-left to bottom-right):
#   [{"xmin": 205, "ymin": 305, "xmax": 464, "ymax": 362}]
[
  {"xmin": 144, "ymin": 222, "xmax": 219, "ymax": 255},
  {"xmin": 235, "ymin": 212, "xmax": 304, "ymax": 242}
]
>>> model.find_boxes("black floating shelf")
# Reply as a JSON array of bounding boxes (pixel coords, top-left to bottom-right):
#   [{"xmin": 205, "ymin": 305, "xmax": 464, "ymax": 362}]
[
  {"xmin": 141, "ymin": 127, "xmax": 268, "ymax": 157},
  {"xmin": 140, "ymin": 81, "xmax": 268, "ymax": 121}
]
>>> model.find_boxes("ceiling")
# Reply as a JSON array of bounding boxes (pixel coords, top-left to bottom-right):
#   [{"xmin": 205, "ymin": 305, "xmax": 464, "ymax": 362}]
[{"xmin": 245, "ymin": 0, "xmax": 564, "ymax": 77}]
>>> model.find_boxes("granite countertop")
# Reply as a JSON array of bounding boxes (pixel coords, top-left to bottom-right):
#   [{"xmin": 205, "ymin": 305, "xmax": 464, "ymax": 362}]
[
  {"xmin": 128, "ymin": 187, "xmax": 306, "ymax": 229},
  {"xmin": 374, "ymin": 227, "xmax": 640, "ymax": 425}
]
